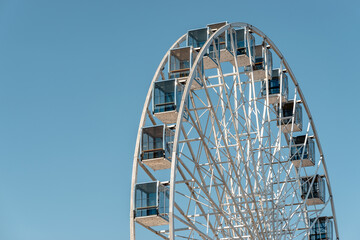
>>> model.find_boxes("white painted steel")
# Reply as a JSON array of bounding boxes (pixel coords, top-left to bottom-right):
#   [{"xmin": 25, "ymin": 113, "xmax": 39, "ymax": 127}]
[{"xmin": 130, "ymin": 22, "xmax": 339, "ymax": 240}]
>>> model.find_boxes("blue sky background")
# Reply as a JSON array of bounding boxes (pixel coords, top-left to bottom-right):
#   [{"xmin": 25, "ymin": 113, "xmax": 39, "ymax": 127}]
[{"xmin": 0, "ymin": 0, "xmax": 359, "ymax": 239}]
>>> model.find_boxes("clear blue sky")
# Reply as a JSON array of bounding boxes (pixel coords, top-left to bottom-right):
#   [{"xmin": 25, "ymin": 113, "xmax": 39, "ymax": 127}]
[{"xmin": 0, "ymin": 0, "xmax": 358, "ymax": 239}]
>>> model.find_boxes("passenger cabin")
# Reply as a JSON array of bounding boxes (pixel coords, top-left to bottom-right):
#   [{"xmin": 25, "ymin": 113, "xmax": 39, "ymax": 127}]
[
  {"xmin": 141, "ymin": 125, "xmax": 174, "ymax": 171},
  {"xmin": 278, "ymin": 101, "xmax": 303, "ymax": 133},
  {"xmin": 187, "ymin": 28, "xmax": 218, "ymax": 70},
  {"xmin": 261, "ymin": 69, "xmax": 288, "ymax": 105},
  {"xmin": 134, "ymin": 181, "xmax": 169, "ymax": 226},
  {"xmin": 153, "ymin": 79, "xmax": 188, "ymax": 124},
  {"xmin": 245, "ymin": 45, "xmax": 272, "ymax": 80},
  {"xmin": 169, "ymin": 46, "xmax": 203, "ymax": 90},
  {"xmin": 230, "ymin": 28, "xmax": 255, "ymax": 67},
  {"xmin": 207, "ymin": 22, "xmax": 233, "ymax": 63},
  {"xmin": 290, "ymin": 135, "xmax": 315, "ymax": 168},
  {"xmin": 187, "ymin": 28, "xmax": 207, "ymax": 49},
  {"xmin": 309, "ymin": 217, "xmax": 333, "ymax": 240},
  {"xmin": 301, "ymin": 175, "xmax": 326, "ymax": 205}
]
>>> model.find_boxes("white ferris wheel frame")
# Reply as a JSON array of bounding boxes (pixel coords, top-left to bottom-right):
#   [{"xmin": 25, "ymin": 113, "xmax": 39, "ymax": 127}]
[{"xmin": 130, "ymin": 22, "xmax": 339, "ymax": 240}]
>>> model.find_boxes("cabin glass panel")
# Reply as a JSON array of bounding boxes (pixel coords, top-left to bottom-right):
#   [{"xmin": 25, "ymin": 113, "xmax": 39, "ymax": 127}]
[
  {"xmin": 218, "ymin": 31, "xmax": 231, "ymax": 51},
  {"xmin": 168, "ymin": 47, "xmax": 203, "ymax": 86},
  {"xmin": 310, "ymin": 217, "xmax": 333, "ymax": 240},
  {"xmin": 255, "ymin": 45, "xmax": 264, "ymax": 70},
  {"xmin": 208, "ymin": 39, "xmax": 220, "ymax": 62},
  {"xmin": 187, "ymin": 28, "xmax": 207, "ymax": 49},
  {"xmin": 266, "ymin": 49, "xmax": 273, "ymax": 76},
  {"xmin": 164, "ymin": 127, "xmax": 174, "ymax": 159},
  {"xmin": 141, "ymin": 126, "xmax": 163, "ymax": 160},
  {"xmin": 301, "ymin": 175, "xmax": 325, "ymax": 202},
  {"xmin": 153, "ymin": 80, "xmax": 184, "ymax": 114},
  {"xmin": 135, "ymin": 182, "xmax": 158, "ymax": 217},
  {"xmin": 207, "ymin": 22, "xmax": 230, "ymax": 50},
  {"xmin": 261, "ymin": 69, "xmax": 289, "ymax": 97},
  {"xmin": 193, "ymin": 60, "xmax": 204, "ymax": 87},
  {"xmin": 254, "ymin": 57, "xmax": 264, "ymax": 70},
  {"xmin": 207, "ymin": 21, "xmax": 233, "ymax": 63},
  {"xmin": 169, "ymin": 47, "xmax": 193, "ymax": 79},
  {"xmin": 141, "ymin": 125, "xmax": 174, "ymax": 161},
  {"xmin": 280, "ymin": 102, "xmax": 302, "ymax": 126},
  {"xmin": 291, "ymin": 136, "xmax": 315, "ymax": 162},
  {"xmin": 158, "ymin": 184, "xmax": 169, "ymax": 219},
  {"xmin": 235, "ymin": 29, "xmax": 255, "ymax": 57},
  {"xmin": 245, "ymin": 46, "xmax": 272, "ymax": 74}
]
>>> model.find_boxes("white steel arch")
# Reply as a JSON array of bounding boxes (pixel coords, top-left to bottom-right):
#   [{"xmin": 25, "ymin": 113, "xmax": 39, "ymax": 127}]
[{"xmin": 130, "ymin": 22, "xmax": 339, "ymax": 240}]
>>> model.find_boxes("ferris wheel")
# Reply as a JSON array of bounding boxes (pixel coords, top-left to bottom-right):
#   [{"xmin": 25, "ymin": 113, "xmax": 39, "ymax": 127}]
[{"xmin": 129, "ymin": 22, "xmax": 339, "ymax": 240}]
